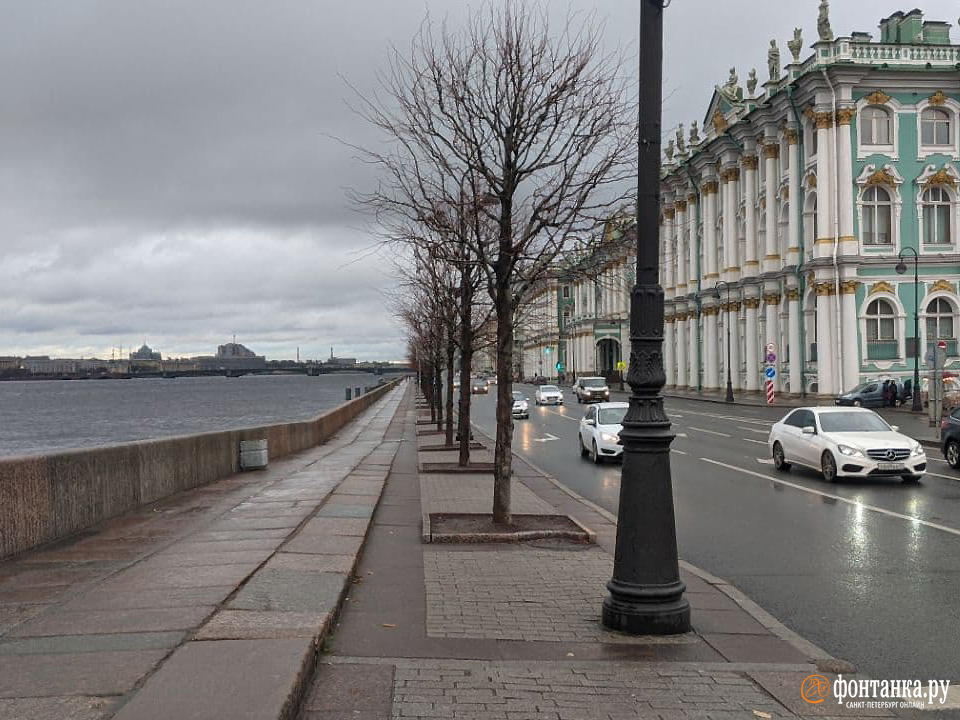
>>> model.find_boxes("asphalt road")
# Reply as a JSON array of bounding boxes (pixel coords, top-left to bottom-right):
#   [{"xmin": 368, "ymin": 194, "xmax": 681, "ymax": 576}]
[{"xmin": 467, "ymin": 385, "xmax": 960, "ymax": 683}]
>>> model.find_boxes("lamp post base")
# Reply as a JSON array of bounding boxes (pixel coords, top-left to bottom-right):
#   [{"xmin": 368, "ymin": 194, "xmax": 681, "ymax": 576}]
[
  {"xmin": 725, "ymin": 381, "xmax": 735, "ymax": 403},
  {"xmin": 602, "ymin": 580, "xmax": 691, "ymax": 635}
]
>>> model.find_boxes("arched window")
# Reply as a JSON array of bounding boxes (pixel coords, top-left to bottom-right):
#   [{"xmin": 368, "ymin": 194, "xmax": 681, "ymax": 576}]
[
  {"xmin": 807, "ymin": 122, "xmax": 818, "ymax": 157},
  {"xmin": 862, "ymin": 186, "xmax": 892, "ymax": 245},
  {"xmin": 926, "ymin": 298, "xmax": 955, "ymax": 355},
  {"xmin": 562, "ymin": 306, "xmax": 572, "ymax": 328},
  {"xmin": 922, "ymin": 187, "xmax": 951, "ymax": 245},
  {"xmin": 860, "ymin": 106, "xmax": 892, "ymax": 145},
  {"xmin": 921, "ymin": 108, "xmax": 952, "ymax": 146},
  {"xmin": 866, "ymin": 298, "xmax": 897, "ymax": 360}
]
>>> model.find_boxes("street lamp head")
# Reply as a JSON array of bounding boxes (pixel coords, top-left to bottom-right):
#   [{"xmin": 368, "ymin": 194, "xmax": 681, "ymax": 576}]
[{"xmin": 895, "ymin": 262, "xmax": 908, "ymax": 276}]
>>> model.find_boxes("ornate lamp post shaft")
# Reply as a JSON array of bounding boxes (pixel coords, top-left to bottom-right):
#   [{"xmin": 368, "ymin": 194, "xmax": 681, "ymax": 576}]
[
  {"xmin": 896, "ymin": 248, "xmax": 922, "ymax": 412},
  {"xmin": 602, "ymin": 0, "xmax": 690, "ymax": 635}
]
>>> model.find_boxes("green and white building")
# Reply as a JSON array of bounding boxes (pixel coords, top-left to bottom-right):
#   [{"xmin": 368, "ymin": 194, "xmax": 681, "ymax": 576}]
[{"xmin": 662, "ymin": 5, "xmax": 960, "ymax": 397}]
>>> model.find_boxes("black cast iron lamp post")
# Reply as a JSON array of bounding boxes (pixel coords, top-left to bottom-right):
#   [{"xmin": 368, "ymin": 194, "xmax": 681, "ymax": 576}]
[
  {"xmin": 716, "ymin": 281, "xmax": 735, "ymax": 403},
  {"xmin": 601, "ymin": 0, "xmax": 690, "ymax": 635},
  {"xmin": 896, "ymin": 247, "xmax": 923, "ymax": 412}
]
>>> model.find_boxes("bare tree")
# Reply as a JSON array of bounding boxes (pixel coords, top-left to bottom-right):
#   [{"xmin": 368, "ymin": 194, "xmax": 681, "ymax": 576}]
[{"xmin": 355, "ymin": 1, "xmax": 634, "ymax": 524}]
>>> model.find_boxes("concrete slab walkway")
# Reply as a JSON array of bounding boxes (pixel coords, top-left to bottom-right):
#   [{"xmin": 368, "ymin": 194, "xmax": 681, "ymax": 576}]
[{"xmin": 0, "ymin": 383, "xmax": 407, "ymax": 720}]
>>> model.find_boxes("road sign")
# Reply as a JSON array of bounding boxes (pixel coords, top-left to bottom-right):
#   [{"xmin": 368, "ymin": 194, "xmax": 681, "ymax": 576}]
[
  {"xmin": 765, "ymin": 367, "xmax": 776, "ymax": 379},
  {"xmin": 939, "ymin": 340, "xmax": 948, "ymax": 350},
  {"xmin": 616, "ymin": 361, "xmax": 627, "ymax": 371},
  {"xmin": 765, "ymin": 379, "xmax": 775, "ymax": 405},
  {"xmin": 765, "ymin": 353, "xmax": 776, "ymax": 364},
  {"xmin": 765, "ymin": 343, "xmax": 776, "ymax": 353}
]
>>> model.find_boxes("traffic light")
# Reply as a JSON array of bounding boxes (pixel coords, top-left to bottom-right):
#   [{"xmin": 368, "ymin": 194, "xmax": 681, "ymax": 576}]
[
  {"xmin": 555, "ymin": 362, "xmax": 563, "ymax": 371},
  {"xmin": 545, "ymin": 347, "xmax": 551, "ymax": 355}
]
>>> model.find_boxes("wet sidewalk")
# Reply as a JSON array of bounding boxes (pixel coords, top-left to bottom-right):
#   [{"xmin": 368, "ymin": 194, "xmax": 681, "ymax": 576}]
[
  {"xmin": 303, "ymin": 391, "xmax": 921, "ymax": 719},
  {"xmin": 0, "ymin": 384, "xmax": 406, "ymax": 720}
]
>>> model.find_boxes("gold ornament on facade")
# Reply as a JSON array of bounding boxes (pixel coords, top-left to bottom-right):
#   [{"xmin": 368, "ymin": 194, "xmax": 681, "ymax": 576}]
[
  {"xmin": 701, "ymin": 180, "xmax": 719, "ymax": 195},
  {"xmin": 676, "ymin": 199, "xmax": 688, "ymax": 211},
  {"xmin": 815, "ymin": 111, "xmax": 835, "ymax": 129},
  {"xmin": 869, "ymin": 281, "xmax": 895, "ymax": 296},
  {"xmin": 713, "ymin": 109, "xmax": 729, "ymax": 134},
  {"xmin": 784, "ymin": 128, "xmax": 799, "ymax": 145},
  {"xmin": 786, "ymin": 288, "xmax": 800, "ymax": 301},
  {"xmin": 804, "ymin": 105, "xmax": 817, "ymax": 122},
  {"xmin": 762, "ymin": 143, "xmax": 780, "ymax": 159},
  {"xmin": 929, "ymin": 90, "xmax": 948, "ymax": 106},
  {"xmin": 836, "ymin": 107, "xmax": 856, "ymax": 126},
  {"xmin": 763, "ymin": 293, "xmax": 781, "ymax": 305},
  {"xmin": 663, "ymin": 208, "xmax": 676, "ymax": 220},
  {"xmin": 815, "ymin": 282, "xmax": 834, "ymax": 296},
  {"xmin": 687, "ymin": 193, "xmax": 697, "ymax": 204},
  {"xmin": 744, "ymin": 297, "xmax": 762, "ymax": 309},
  {"xmin": 922, "ymin": 169, "xmax": 958, "ymax": 190},
  {"xmin": 759, "ymin": 196, "xmax": 766, "ymax": 208},
  {"xmin": 865, "ymin": 168, "xmax": 897, "ymax": 188},
  {"xmin": 721, "ymin": 167, "xmax": 741, "ymax": 183},
  {"xmin": 864, "ymin": 90, "xmax": 891, "ymax": 106},
  {"xmin": 781, "ymin": 186, "xmax": 789, "ymax": 200},
  {"xmin": 840, "ymin": 280, "xmax": 861, "ymax": 295},
  {"xmin": 807, "ymin": 174, "xmax": 817, "ymax": 189},
  {"xmin": 742, "ymin": 155, "xmax": 759, "ymax": 170},
  {"xmin": 702, "ymin": 306, "xmax": 719, "ymax": 316},
  {"xmin": 931, "ymin": 279, "xmax": 956, "ymax": 294}
]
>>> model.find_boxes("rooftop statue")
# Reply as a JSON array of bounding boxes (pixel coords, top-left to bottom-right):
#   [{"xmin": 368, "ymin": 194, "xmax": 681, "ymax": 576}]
[
  {"xmin": 747, "ymin": 69, "xmax": 758, "ymax": 97},
  {"xmin": 676, "ymin": 124, "xmax": 686, "ymax": 155},
  {"xmin": 817, "ymin": 0, "xmax": 833, "ymax": 42},
  {"xmin": 788, "ymin": 28, "xmax": 803, "ymax": 62},
  {"xmin": 664, "ymin": 138, "xmax": 675, "ymax": 162},
  {"xmin": 767, "ymin": 40, "xmax": 781, "ymax": 80},
  {"xmin": 723, "ymin": 67, "xmax": 743, "ymax": 101},
  {"xmin": 689, "ymin": 120, "xmax": 700, "ymax": 145}
]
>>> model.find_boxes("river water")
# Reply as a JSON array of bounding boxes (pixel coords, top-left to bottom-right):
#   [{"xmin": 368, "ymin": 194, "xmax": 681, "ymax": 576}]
[{"xmin": 0, "ymin": 373, "xmax": 381, "ymax": 458}]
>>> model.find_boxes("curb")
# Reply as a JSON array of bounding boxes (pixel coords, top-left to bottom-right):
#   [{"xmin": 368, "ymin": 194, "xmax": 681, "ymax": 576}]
[{"xmin": 472, "ymin": 424, "xmax": 848, "ymax": 672}]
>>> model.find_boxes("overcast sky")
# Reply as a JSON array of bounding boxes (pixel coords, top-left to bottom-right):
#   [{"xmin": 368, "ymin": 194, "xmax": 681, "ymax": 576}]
[{"xmin": 1, "ymin": 1, "xmax": 956, "ymax": 361}]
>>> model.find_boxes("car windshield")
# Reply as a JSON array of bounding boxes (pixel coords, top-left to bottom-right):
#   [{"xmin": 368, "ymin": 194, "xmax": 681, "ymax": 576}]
[
  {"xmin": 541, "ymin": 385, "xmax": 559, "ymax": 392},
  {"xmin": 511, "ymin": 391, "xmax": 524, "ymax": 401},
  {"xmin": 818, "ymin": 412, "xmax": 891, "ymax": 433},
  {"xmin": 598, "ymin": 407, "xmax": 627, "ymax": 425},
  {"xmin": 582, "ymin": 378, "xmax": 606, "ymax": 387}
]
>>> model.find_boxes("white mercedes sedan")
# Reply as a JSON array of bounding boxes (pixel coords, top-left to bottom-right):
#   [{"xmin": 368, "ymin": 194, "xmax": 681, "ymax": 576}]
[
  {"xmin": 534, "ymin": 385, "xmax": 563, "ymax": 406},
  {"xmin": 768, "ymin": 406, "xmax": 925, "ymax": 483},
  {"xmin": 579, "ymin": 402, "xmax": 628, "ymax": 464}
]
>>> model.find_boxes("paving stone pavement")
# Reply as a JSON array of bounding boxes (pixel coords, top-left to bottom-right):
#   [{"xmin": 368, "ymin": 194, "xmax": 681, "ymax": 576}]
[
  {"xmin": 423, "ymin": 547, "xmax": 689, "ymax": 644},
  {"xmin": 419, "ymin": 473, "xmax": 555, "ymax": 516}
]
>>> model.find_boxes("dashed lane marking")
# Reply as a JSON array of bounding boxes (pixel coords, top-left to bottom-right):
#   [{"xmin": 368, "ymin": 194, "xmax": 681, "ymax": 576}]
[
  {"xmin": 739, "ymin": 426, "xmax": 770, "ymax": 434},
  {"xmin": 673, "ymin": 408, "xmax": 773, "ymax": 427},
  {"xmin": 700, "ymin": 458, "xmax": 960, "ymax": 538},
  {"xmin": 743, "ymin": 438, "xmax": 768, "ymax": 445},
  {"xmin": 688, "ymin": 426, "xmax": 731, "ymax": 438},
  {"xmin": 671, "ymin": 449, "xmax": 688, "ymax": 456}
]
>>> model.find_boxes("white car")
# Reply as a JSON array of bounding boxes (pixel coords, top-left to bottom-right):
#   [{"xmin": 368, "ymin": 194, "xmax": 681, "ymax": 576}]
[
  {"xmin": 572, "ymin": 376, "xmax": 610, "ymax": 403},
  {"xmin": 535, "ymin": 385, "xmax": 563, "ymax": 405},
  {"xmin": 511, "ymin": 390, "xmax": 529, "ymax": 419},
  {"xmin": 578, "ymin": 402, "xmax": 628, "ymax": 464},
  {"xmin": 768, "ymin": 406, "xmax": 925, "ymax": 483}
]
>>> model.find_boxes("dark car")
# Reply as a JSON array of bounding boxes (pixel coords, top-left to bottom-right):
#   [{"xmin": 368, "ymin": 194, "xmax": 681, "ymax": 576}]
[
  {"xmin": 470, "ymin": 378, "xmax": 489, "ymax": 394},
  {"xmin": 941, "ymin": 407, "xmax": 960, "ymax": 468},
  {"xmin": 835, "ymin": 379, "xmax": 899, "ymax": 408}
]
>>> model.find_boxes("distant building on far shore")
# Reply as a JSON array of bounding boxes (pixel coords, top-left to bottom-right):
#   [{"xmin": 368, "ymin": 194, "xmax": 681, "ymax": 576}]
[
  {"xmin": 189, "ymin": 341, "xmax": 266, "ymax": 371},
  {"xmin": 130, "ymin": 343, "xmax": 162, "ymax": 361},
  {"xmin": 323, "ymin": 348, "xmax": 356, "ymax": 366}
]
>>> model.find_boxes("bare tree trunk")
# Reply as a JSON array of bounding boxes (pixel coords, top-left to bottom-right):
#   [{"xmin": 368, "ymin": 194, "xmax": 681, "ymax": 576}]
[
  {"xmin": 458, "ymin": 266, "xmax": 474, "ymax": 466},
  {"xmin": 492, "ymin": 271, "xmax": 513, "ymax": 525},
  {"xmin": 426, "ymin": 360, "xmax": 436, "ymax": 422},
  {"xmin": 434, "ymin": 360, "xmax": 443, "ymax": 431},
  {"xmin": 445, "ymin": 330, "xmax": 455, "ymax": 447}
]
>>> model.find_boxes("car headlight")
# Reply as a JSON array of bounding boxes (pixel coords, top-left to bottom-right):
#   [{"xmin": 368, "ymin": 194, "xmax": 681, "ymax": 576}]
[
  {"xmin": 600, "ymin": 432, "xmax": 619, "ymax": 443},
  {"xmin": 837, "ymin": 444, "xmax": 864, "ymax": 458},
  {"xmin": 911, "ymin": 444, "xmax": 924, "ymax": 456}
]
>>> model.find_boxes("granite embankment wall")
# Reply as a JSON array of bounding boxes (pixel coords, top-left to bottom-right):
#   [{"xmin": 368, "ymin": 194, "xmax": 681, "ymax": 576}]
[{"xmin": 0, "ymin": 380, "xmax": 400, "ymax": 561}]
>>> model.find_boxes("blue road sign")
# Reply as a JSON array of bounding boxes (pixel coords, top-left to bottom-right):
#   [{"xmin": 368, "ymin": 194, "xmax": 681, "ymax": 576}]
[{"xmin": 765, "ymin": 367, "xmax": 777, "ymax": 379}]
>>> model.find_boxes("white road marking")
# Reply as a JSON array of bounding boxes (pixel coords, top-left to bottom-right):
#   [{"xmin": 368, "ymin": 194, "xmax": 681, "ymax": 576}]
[
  {"xmin": 532, "ymin": 433, "xmax": 559, "ymax": 443},
  {"xmin": 676, "ymin": 432, "xmax": 688, "ymax": 438},
  {"xmin": 673, "ymin": 408, "xmax": 773, "ymax": 427},
  {"xmin": 700, "ymin": 458, "xmax": 960, "ymax": 538},
  {"xmin": 688, "ymin": 426, "xmax": 731, "ymax": 438},
  {"xmin": 671, "ymin": 449, "xmax": 688, "ymax": 455},
  {"xmin": 923, "ymin": 470, "xmax": 960, "ymax": 482},
  {"xmin": 743, "ymin": 438, "xmax": 768, "ymax": 445},
  {"xmin": 739, "ymin": 426, "xmax": 770, "ymax": 434},
  {"xmin": 756, "ymin": 458, "xmax": 775, "ymax": 464},
  {"xmin": 543, "ymin": 408, "xmax": 579, "ymax": 422}
]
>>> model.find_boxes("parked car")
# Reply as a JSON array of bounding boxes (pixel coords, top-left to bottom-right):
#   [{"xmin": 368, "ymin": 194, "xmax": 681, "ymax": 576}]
[
  {"xmin": 768, "ymin": 406, "xmax": 925, "ymax": 483},
  {"xmin": 940, "ymin": 407, "xmax": 960, "ymax": 468},
  {"xmin": 921, "ymin": 375, "xmax": 960, "ymax": 411},
  {"xmin": 535, "ymin": 385, "xmax": 563, "ymax": 405},
  {"xmin": 578, "ymin": 402, "xmax": 628, "ymax": 464},
  {"xmin": 487, "ymin": 375, "xmax": 497, "ymax": 385},
  {"xmin": 511, "ymin": 390, "xmax": 529, "ymax": 419},
  {"xmin": 835, "ymin": 379, "xmax": 899, "ymax": 408},
  {"xmin": 470, "ymin": 378, "xmax": 489, "ymax": 394},
  {"xmin": 572, "ymin": 376, "xmax": 610, "ymax": 403}
]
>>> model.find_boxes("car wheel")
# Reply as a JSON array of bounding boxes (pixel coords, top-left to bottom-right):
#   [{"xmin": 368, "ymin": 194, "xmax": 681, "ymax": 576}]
[
  {"xmin": 821, "ymin": 451, "xmax": 838, "ymax": 483},
  {"xmin": 853, "ymin": 399, "xmax": 862, "ymax": 407},
  {"xmin": 901, "ymin": 474, "xmax": 922, "ymax": 484},
  {"xmin": 946, "ymin": 440, "xmax": 960, "ymax": 469},
  {"xmin": 591, "ymin": 440, "xmax": 602, "ymax": 465},
  {"xmin": 579, "ymin": 434, "xmax": 588, "ymax": 458},
  {"xmin": 772, "ymin": 442, "xmax": 791, "ymax": 472}
]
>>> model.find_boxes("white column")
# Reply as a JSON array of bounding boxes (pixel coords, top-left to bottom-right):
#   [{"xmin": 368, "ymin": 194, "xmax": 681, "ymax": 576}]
[
  {"xmin": 730, "ymin": 301, "xmax": 742, "ymax": 390},
  {"xmin": 764, "ymin": 292, "xmax": 781, "ymax": 392},
  {"xmin": 675, "ymin": 202, "xmax": 687, "ymax": 293},
  {"xmin": 763, "ymin": 144, "xmax": 779, "ymax": 273},
  {"xmin": 788, "ymin": 289, "xmax": 802, "ymax": 396},
  {"xmin": 665, "ymin": 319, "xmax": 676, "ymax": 387},
  {"xmin": 815, "ymin": 287, "xmax": 835, "ymax": 395},
  {"xmin": 815, "ymin": 111, "xmax": 834, "ymax": 257},
  {"xmin": 687, "ymin": 194, "xmax": 698, "ymax": 287},
  {"xmin": 689, "ymin": 311, "xmax": 699, "ymax": 389},
  {"xmin": 743, "ymin": 157, "xmax": 759, "ymax": 277},
  {"xmin": 841, "ymin": 282, "xmax": 859, "ymax": 393},
  {"xmin": 720, "ymin": 171, "xmax": 732, "ymax": 282},
  {"xmin": 745, "ymin": 298, "xmax": 760, "ymax": 392},
  {"xmin": 725, "ymin": 169, "xmax": 741, "ymax": 282},
  {"xmin": 704, "ymin": 307, "xmax": 719, "ymax": 390},
  {"xmin": 837, "ymin": 108, "xmax": 855, "ymax": 254},
  {"xmin": 787, "ymin": 128, "xmax": 800, "ymax": 266},
  {"xmin": 676, "ymin": 316, "xmax": 687, "ymax": 388},
  {"xmin": 703, "ymin": 181, "xmax": 718, "ymax": 288}
]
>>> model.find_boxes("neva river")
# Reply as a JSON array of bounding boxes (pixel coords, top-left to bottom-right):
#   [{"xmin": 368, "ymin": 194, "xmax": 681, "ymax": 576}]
[{"xmin": 0, "ymin": 373, "xmax": 380, "ymax": 458}]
